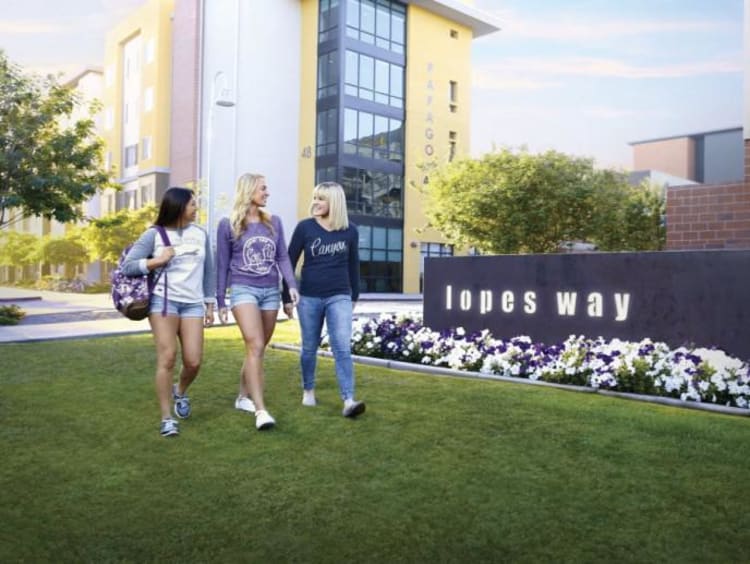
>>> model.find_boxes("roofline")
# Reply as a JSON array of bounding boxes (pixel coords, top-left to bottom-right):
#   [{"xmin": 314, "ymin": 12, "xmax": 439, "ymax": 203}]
[
  {"xmin": 405, "ymin": 0, "xmax": 501, "ymax": 37},
  {"xmin": 63, "ymin": 66, "xmax": 104, "ymax": 87},
  {"xmin": 629, "ymin": 126, "xmax": 742, "ymax": 146}
]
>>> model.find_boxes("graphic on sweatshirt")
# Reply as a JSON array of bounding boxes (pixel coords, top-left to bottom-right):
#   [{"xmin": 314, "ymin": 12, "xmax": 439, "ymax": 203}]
[{"xmin": 240, "ymin": 236, "xmax": 276, "ymax": 275}]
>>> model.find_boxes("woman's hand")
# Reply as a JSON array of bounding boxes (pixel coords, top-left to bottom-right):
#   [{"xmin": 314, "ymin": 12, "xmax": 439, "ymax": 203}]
[
  {"xmin": 204, "ymin": 303, "xmax": 215, "ymax": 327},
  {"xmin": 283, "ymin": 303, "xmax": 295, "ymax": 320},
  {"xmin": 289, "ymin": 288, "xmax": 300, "ymax": 305},
  {"xmin": 158, "ymin": 246, "xmax": 176, "ymax": 266},
  {"xmin": 219, "ymin": 307, "xmax": 230, "ymax": 325}
]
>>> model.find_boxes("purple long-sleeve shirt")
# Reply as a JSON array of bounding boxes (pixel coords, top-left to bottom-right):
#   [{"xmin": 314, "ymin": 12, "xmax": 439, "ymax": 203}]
[{"xmin": 216, "ymin": 215, "xmax": 297, "ymax": 309}]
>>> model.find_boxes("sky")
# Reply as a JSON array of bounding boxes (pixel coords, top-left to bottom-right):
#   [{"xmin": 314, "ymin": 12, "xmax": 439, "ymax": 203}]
[{"xmin": 0, "ymin": 0, "xmax": 743, "ymax": 170}]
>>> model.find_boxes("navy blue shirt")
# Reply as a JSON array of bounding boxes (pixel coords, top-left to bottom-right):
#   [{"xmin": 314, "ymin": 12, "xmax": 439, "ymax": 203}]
[{"xmin": 288, "ymin": 218, "xmax": 360, "ymax": 301}]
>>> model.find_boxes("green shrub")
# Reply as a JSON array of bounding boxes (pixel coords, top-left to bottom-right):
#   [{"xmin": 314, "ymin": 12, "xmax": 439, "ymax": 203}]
[{"xmin": 0, "ymin": 304, "xmax": 25, "ymax": 325}]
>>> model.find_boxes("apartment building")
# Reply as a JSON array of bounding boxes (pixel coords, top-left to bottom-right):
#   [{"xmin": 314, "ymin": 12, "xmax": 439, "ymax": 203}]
[
  {"xmin": 630, "ymin": 127, "xmax": 744, "ymax": 186},
  {"xmin": 0, "ymin": 67, "xmax": 104, "ymax": 284},
  {"xmin": 101, "ymin": 0, "xmax": 175, "ymax": 215},
  {"xmin": 168, "ymin": 0, "xmax": 499, "ymax": 293}
]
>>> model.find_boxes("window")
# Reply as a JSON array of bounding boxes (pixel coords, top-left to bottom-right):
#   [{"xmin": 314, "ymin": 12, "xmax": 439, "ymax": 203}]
[
  {"xmin": 124, "ymin": 144, "xmax": 138, "ymax": 168},
  {"xmin": 140, "ymin": 183, "xmax": 154, "ymax": 205},
  {"xmin": 346, "ymin": 0, "xmax": 406, "ymax": 54},
  {"xmin": 145, "ymin": 39, "xmax": 155, "ymax": 64},
  {"xmin": 316, "ymin": 108, "xmax": 338, "ymax": 156},
  {"xmin": 141, "ymin": 136, "xmax": 152, "ymax": 160},
  {"xmin": 319, "ymin": 0, "xmax": 340, "ymax": 43},
  {"xmin": 144, "ymin": 87, "xmax": 154, "ymax": 112},
  {"xmin": 343, "ymin": 108, "xmax": 402, "ymax": 162},
  {"xmin": 316, "ymin": 166, "xmax": 337, "ymax": 185},
  {"xmin": 449, "ymin": 131, "xmax": 456, "ymax": 162},
  {"xmin": 344, "ymin": 50, "xmax": 404, "ymax": 108},
  {"xmin": 342, "ymin": 167, "xmax": 402, "ymax": 217},
  {"xmin": 358, "ymin": 224, "xmax": 403, "ymax": 292},
  {"xmin": 449, "ymin": 80, "xmax": 458, "ymax": 113},
  {"xmin": 317, "ymin": 50, "xmax": 338, "ymax": 98}
]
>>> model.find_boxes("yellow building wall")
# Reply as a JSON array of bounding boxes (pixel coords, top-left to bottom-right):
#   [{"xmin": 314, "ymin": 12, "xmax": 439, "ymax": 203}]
[
  {"xmin": 297, "ymin": 0, "xmax": 319, "ymax": 220},
  {"xmin": 402, "ymin": 5, "xmax": 472, "ymax": 293},
  {"xmin": 140, "ymin": 0, "xmax": 174, "ymax": 169},
  {"xmin": 102, "ymin": 0, "xmax": 174, "ymax": 184}
]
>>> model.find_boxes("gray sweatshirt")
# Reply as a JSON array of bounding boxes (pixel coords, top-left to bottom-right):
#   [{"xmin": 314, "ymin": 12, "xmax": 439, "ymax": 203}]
[{"xmin": 122, "ymin": 224, "xmax": 216, "ymax": 304}]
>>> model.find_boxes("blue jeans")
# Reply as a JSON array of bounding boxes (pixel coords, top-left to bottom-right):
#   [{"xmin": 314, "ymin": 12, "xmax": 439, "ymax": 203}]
[{"xmin": 297, "ymin": 294, "xmax": 355, "ymax": 400}]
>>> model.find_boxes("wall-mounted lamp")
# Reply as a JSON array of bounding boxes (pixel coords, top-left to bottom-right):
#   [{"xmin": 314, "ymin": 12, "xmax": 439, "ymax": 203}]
[{"xmin": 410, "ymin": 241, "xmax": 419, "ymax": 249}]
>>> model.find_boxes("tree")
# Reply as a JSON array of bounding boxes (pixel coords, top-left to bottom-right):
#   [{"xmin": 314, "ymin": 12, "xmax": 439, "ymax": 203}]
[
  {"xmin": 0, "ymin": 230, "xmax": 40, "ymax": 279},
  {"xmin": 422, "ymin": 148, "xmax": 665, "ymax": 254},
  {"xmin": 38, "ymin": 231, "xmax": 90, "ymax": 276},
  {"xmin": 81, "ymin": 205, "xmax": 158, "ymax": 264},
  {"xmin": 590, "ymin": 179, "xmax": 665, "ymax": 251},
  {"xmin": 0, "ymin": 50, "xmax": 112, "ymax": 229}
]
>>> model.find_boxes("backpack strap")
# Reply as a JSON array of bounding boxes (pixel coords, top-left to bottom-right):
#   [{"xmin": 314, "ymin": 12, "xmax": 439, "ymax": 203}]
[{"xmin": 152, "ymin": 225, "xmax": 172, "ymax": 317}]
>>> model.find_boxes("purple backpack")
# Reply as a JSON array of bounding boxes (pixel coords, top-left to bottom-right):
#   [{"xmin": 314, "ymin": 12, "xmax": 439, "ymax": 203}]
[{"xmin": 111, "ymin": 226, "xmax": 171, "ymax": 320}]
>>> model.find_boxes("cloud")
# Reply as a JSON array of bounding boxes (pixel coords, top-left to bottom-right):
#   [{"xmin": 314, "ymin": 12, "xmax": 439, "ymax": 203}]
[
  {"xmin": 582, "ymin": 107, "xmax": 638, "ymax": 120},
  {"xmin": 484, "ymin": 10, "xmax": 734, "ymax": 42},
  {"xmin": 472, "ymin": 73, "xmax": 562, "ymax": 91},
  {"xmin": 0, "ymin": 20, "xmax": 65, "ymax": 34},
  {"xmin": 475, "ymin": 56, "xmax": 741, "ymax": 85}
]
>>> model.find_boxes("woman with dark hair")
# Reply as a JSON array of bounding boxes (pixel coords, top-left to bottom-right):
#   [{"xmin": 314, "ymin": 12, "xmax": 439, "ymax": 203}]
[{"xmin": 122, "ymin": 187, "xmax": 216, "ymax": 438}]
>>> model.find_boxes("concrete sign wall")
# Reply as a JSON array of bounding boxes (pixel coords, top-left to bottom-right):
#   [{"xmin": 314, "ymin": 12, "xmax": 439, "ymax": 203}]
[{"xmin": 423, "ymin": 251, "xmax": 750, "ymax": 359}]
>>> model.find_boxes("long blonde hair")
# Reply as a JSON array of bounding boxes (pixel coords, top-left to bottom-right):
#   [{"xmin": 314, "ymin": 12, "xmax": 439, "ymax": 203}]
[
  {"xmin": 229, "ymin": 173, "xmax": 274, "ymax": 239},
  {"xmin": 311, "ymin": 182, "xmax": 349, "ymax": 231}
]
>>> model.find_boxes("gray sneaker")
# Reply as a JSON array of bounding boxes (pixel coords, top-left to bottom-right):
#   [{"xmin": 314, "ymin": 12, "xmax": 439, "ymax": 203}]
[
  {"xmin": 160, "ymin": 418, "xmax": 179, "ymax": 437},
  {"xmin": 173, "ymin": 384, "xmax": 191, "ymax": 419},
  {"xmin": 342, "ymin": 399, "xmax": 366, "ymax": 418}
]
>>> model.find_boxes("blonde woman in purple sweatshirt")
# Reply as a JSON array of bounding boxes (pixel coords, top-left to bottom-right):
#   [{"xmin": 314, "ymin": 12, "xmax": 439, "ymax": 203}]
[{"xmin": 216, "ymin": 173, "xmax": 299, "ymax": 431}]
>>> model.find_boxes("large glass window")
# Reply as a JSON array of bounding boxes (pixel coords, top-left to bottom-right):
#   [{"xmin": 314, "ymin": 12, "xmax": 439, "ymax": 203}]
[
  {"xmin": 343, "ymin": 109, "xmax": 402, "ymax": 162},
  {"xmin": 359, "ymin": 224, "xmax": 402, "ymax": 292},
  {"xmin": 316, "ymin": 166, "xmax": 337, "ymax": 186},
  {"xmin": 319, "ymin": 0, "xmax": 340, "ymax": 43},
  {"xmin": 317, "ymin": 50, "xmax": 338, "ymax": 99},
  {"xmin": 342, "ymin": 167, "xmax": 402, "ymax": 218},
  {"xmin": 344, "ymin": 50, "xmax": 403, "ymax": 108},
  {"xmin": 316, "ymin": 108, "xmax": 338, "ymax": 156},
  {"xmin": 346, "ymin": 0, "xmax": 406, "ymax": 54}
]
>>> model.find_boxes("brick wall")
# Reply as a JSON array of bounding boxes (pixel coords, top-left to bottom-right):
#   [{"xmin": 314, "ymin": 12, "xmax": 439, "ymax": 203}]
[{"xmin": 665, "ymin": 139, "xmax": 750, "ymax": 250}]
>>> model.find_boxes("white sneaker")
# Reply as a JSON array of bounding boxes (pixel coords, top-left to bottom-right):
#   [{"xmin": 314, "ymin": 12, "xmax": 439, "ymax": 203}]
[
  {"xmin": 342, "ymin": 399, "xmax": 366, "ymax": 418},
  {"xmin": 235, "ymin": 396, "xmax": 256, "ymax": 413},
  {"xmin": 255, "ymin": 409, "xmax": 276, "ymax": 430},
  {"xmin": 302, "ymin": 389, "xmax": 317, "ymax": 407}
]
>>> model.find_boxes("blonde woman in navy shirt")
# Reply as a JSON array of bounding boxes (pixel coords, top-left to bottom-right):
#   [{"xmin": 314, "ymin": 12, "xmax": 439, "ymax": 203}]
[
  {"xmin": 288, "ymin": 182, "xmax": 365, "ymax": 418},
  {"xmin": 216, "ymin": 173, "xmax": 299, "ymax": 431}
]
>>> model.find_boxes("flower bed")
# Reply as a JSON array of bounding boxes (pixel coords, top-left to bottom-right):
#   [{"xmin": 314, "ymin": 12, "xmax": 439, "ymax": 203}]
[{"xmin": 340, "ymin": 313, "xmax": 750, "ymax": 410}]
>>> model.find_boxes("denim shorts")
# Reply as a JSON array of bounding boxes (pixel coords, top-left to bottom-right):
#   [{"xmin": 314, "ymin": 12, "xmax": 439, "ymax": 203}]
[
  {"xmin": 230, "ymin": 284, "xmax": 280, "ymax": 311},
  {"xmin": 150, "ymin": 295, "xmax": 205, "ymax": 318}
]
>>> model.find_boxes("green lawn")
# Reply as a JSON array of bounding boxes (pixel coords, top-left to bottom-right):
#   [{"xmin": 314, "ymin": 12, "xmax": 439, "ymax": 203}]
[{"xmin": 1, "ymin": 320, "xmax": 749, "ymax": 563}]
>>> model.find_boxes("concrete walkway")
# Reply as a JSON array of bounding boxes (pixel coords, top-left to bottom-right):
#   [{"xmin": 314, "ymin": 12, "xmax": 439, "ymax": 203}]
[{"xmin": 0, "ymin": 286, "xmax": 422, "ymax": 344}]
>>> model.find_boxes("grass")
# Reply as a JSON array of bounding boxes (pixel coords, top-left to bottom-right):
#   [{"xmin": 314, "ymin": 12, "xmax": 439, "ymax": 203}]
[{"xmin": 2, "ymin": 320, "xmax": 750, "ymax": 562}]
